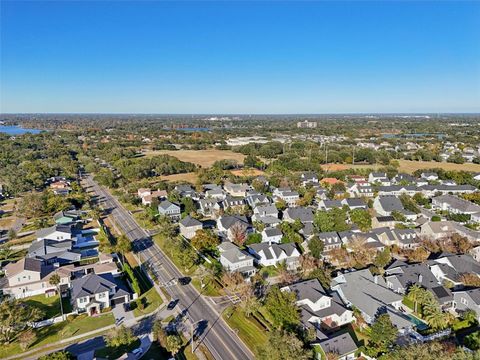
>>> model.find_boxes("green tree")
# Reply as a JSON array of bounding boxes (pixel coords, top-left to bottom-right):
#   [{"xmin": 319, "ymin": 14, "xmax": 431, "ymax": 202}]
[
  {"xmin": 257, "ymin": 330, "xmax": 311, "ymax": 360},
  {"xmin": 38, "ymin": 351, "xmax": 73, "ymax": 360},
  {"xmin": 105, "ymin": 325, "xmax": 136, "ymax": 348},
  {"xmin": 407, "ymin": 284, "xmax": 424, "ymax": 314},
  {"xmin": 166, "ymin": 334, "xmax": 183, "ymax": 357},
  {"xmin": 264, "ymin": 286, "xmax": 300, "ymax": 330},
  {"xmin": 464, "ymin": 331, "xmax": 480, "ymax": 350},
  {"xmin": 349, "ymin": 208, "xmax": 372, "ymax": 232},
  {"xmin": 49, "ymin": 273, "xmax": 64, "ymax": 320},
  {"xmin": 115, "ymin": 235, "xmax": 132, "ymax": 261},
  {"xmin": 0, "ymin": 299, "xmax": 44, "ymax": 343},
  {"xmin": 373, "ymin": 248, "xmax": 392, "ymax": 269},
  {"xmin": 191, "ymin": 229, "xmax": 220, "ymax": 252},
  {"xmin": 368, "ymin": 313, "xmax": 397, "ymax": 355},
  {"xmin": 307, "ymin": 236, "xmax": 324, "ymax": 259}
]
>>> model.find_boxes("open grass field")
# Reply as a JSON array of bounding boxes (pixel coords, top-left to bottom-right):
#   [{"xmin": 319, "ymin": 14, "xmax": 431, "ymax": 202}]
[
  {"xmin": 322, "ymin": 160, "xmax": 480, "ymax": 174},
  {"xmin": 21, "ymin": 294, "xmax": 62, "ymax": 320},
  {"xmin": 144, "ymin": 149, "xmax": 245, "ymax": 168},
  {"xmin": 160, "ymin": 172, "xmax": 198, "ymax": 184}
]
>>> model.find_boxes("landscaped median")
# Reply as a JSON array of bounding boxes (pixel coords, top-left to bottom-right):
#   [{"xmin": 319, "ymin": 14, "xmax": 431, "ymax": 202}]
[{"xmin": 0, "ymin": 313, "xmax": 115, "ymax": 359}]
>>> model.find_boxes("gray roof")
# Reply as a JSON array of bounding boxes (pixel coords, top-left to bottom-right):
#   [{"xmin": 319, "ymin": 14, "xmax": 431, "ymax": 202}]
[
  {"xmin": 343, "ymin": 198, "xmax": 366, "ymax": 207},
  {"xmin": 158, "ymin": 200, "xmax": 180, "ymax": 212},
  {"xmin": 433, "ymin": 195, "xmax": 480, "ymax": 214},
  {"xmin": 36, "ymin": 224, "xmax": 73, "ymax": 239},
  {"xmin": 71, "ymin": 273, "xmax": 116, "ymax": 300},
  {"xmin": 284, "ymin": 207, "xmax": 314, "ymax": 223},
  {"xmin": 254, "ymin": 204, "xmax": 278, "ymax": 216},
  {"xmin": 220, "ymin": 246, "xmax": 253, "ymax": 264},
  {"xmin": 284, "ymin": 279, "xmax": 328, "ymax": 303},
  {"xmin": 332, "ymin": 269, "xmax": 411, "ymax": 328},
  {"xmin": 24, "ymin": 257, "xmax": 43, "ymax": 272},
  {"xmin": 179, "ymin": 216, "xmax": 202, "ymax": 227},
  {"xmin": 264, "ymin": 227, "xmax": 282, "ymax": 237},
  {"xmin": 377, "ymin": 196, "xmax": 404, "ymax": 212},
  {"xmin": 323, "ymin": 200, "xmax": 343, "ymax": 209},
  {"xmin": 318, "ymin": 231, "xmax": 342, "ymax": 245},
  {"xmin": 249, "ymin": 242, "xmax": 298, "ymax": 260},
  {"xmin": 218, "ymin": 215, "xmax": 249, "ymax": 230},
  {"xmin": 319, "ymin": 332, "xmax": 358, "ymax": 356}
]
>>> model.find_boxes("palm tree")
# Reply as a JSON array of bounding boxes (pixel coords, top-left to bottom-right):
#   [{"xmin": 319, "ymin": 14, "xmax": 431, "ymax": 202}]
[
  {"xmin": 0, "ymin": 245, "xmax": 13, "ymax": 267},
  {"xmin": 407, "ymin": 284, "xmax": 424, "ymax": 314},
  {"xmin": 424, "ymin": 309, "xmax": 447, "ymax": 331},
  {"xmin": 49, "ymin": 273, "xmax": 64, "ymax": 320}
]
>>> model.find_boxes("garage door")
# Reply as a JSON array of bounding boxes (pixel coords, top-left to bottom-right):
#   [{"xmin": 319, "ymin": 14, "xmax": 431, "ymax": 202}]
[{"xmin": 111, "ymin": 296, "xmax": 126, "ymax": 306}]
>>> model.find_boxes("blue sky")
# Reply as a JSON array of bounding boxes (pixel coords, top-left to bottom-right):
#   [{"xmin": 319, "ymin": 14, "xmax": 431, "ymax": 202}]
[{"xmin": 1, "ymin": 1, "xmax": 479, "ymax": 114}]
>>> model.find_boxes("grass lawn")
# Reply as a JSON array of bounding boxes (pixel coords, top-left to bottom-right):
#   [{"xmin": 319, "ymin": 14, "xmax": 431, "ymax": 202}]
[
  {"xmin": 222, "ymin": 306, "xmax": 268, "ymax": 355},
  {"xmin": 133, "ymin": 287, "xmax": 164, "ymax": 317},
  {"xmin": 21, "ymin": 294, "xmax": 61, "ymax": 319},
  {"xmin": 0, "ymin": 313, "xmax": 115, "ymax": 358},
  {"xmin": 259, "ymin": 266, "xmax": 280, "ymax": 278},
  {"xmin": 95, "ymin": 338, "xmax": 141, "ymax": 359},
  {"xmin": 402, "ymin": 296, "xmax": 415, "ymax": 311},
  {"xmin": 452, "ymin": 319, "xmax": 475, "ymax": 332},
  {"xmin": 191, "ymin": 277, "xmax": 224, "ymax": 297},
  {"xmin": 152, "ymin": 234, "xmax": 198, "ymax": 275}
]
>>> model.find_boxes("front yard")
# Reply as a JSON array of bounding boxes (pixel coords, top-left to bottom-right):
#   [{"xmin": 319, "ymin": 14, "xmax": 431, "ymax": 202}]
[
  {"xmin": 21, "ymin": 294, "xmax": 62, "ymax": 320},
  {"xmin": 95, "ymin": 338, "xmax": 141, "ymax": 359},
  {"xmin": 133, "ymin": 287, "xmax": 164, "ymax": 317},
  {"xmin": 0, "ymin": 313, "xmax": 115, "ymax": 358}
]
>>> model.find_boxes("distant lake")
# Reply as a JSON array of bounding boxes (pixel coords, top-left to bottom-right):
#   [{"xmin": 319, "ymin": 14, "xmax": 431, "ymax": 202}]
[{"xmin": 0, "ymin": 125, "xmax": 42, "ymax": 135}]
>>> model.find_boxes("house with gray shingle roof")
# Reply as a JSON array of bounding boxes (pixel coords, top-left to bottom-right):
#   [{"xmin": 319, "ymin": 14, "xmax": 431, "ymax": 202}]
[
  {"xmin": 158, "ymin": 200, "xmax": 181, "ymax": 221},
  {"xmin": 283, "ymin": 206, "xmax": 314, "ymax": 223},
  {"xmin": 453, "ymin": 288, "xmax": 480, "ymax": 323},
  {"xmin": 282, "ymin": 279, "xmax": 354, "ymax": 332},
  {"xmin": 179, "ymin": 216, "xmax": 203, "ymax": 239},
  {"xmin": 332, "ymin": 269, "xmax": 413, "ymax": 329},
  {"xmin": 71, "ymin": 273, "xmax": 130, "ymax": 316},
  {"xmin": 316, "ymin": 332, "xmax": 358, "ymax": 360},
  {"xmin": 248, "ymin": 243, "xmax": 300, "ymax": 269},
  {"xmin": 261, "ymin": 227, "xmax": 283, "ymax": 244},
  {"xmin": 432, "ymin": 195, "xmax": 480, "ymax": 215},
  {"xmin": 218, "ymin": 242, "xmax": 256, "ymax": 277}
]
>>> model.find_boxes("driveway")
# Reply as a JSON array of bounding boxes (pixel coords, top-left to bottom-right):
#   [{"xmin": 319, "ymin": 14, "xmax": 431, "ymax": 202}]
[{"xmin": 113, "ymin": 304, "xmax": 135, "ymax": 326}]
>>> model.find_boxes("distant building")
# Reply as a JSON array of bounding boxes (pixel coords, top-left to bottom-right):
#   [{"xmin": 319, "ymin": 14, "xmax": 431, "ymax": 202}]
[{"xmin": 297, "ymin": 120, "xmax": 317, "ymax": 128}]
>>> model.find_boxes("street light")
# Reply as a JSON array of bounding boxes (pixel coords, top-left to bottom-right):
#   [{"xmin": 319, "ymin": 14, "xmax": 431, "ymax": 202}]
[{"xmin": 189, "ymin": 318, "xmax": 204, "ymax": 354}]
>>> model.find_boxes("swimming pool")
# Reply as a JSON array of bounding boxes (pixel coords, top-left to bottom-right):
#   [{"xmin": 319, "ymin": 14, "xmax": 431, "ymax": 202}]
[{"xmin": 407, "ymin": 314, "xmax": 428, "ymax": 331}]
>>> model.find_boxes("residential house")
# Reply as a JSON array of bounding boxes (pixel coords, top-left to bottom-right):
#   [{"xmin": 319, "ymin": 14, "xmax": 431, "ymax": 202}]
[
  {"xmin": 71, "ymin": 273, "xmax": 130, "ymax": 316},
  {"xmin": 372, "ymin": 228, "xmax": 420, "ymax": 249},
  {"xmin": 341, "ymin": 198, "xmax": 367, "ymax": 210},
  {"xmin": 316, "ymin": 332, "xmax": 358, "ymax": 360},
  {"xmin": 221, "ymin": 196, "xmax": 245, "ymax": 211},
  {"xmin": 420, "ymin": 221, "xmax": 480, "ymax": 242},
  {"xmin": 432, "ymin": 195, "xmax": 480, "ymax": 215},
  {"xmin": 283, "ymin": 206, "xmax": 314, "ymax": 224},
  {"xmin": 205, "ymin": 188, "xmax": 226, "ymax": 200},
  {"xmin": 179, "ymin": 216, "xmax": 203, "ymax": 239},
  {"xmin": 373, "ymin": 196, "xmax": 417, "ymax": 220},
  {"xmin": 174, "ymin": 185, "xmax": 197, "ymax": 199},
  {"xmin": 377, "ymin": 185, "xmax": 419, "ymax": 197},
  {"xmin": 332, "ymin": 269, "xmax": 413, "ymax": 329},
  {"xmin": 421, "ymin": 172, "xmax": 439, "ymax": 181},
  {"xmin": 420, "ymin": 184, "xmax": 476, "ymax": 197},
  {"xmin": 218, "ymin": 242, "xmax": 256, "ymax": 277},
  {"xmin": 372, "ymin": 216, "xmax": 397, "ymax": 229},
  {"xmin": 385, "ymin": 262, "xmax": 453, "ymax": 309},
  {"xmin": 429, "ymin": 254, "xmax": 480, "ymax": 289},
  {"xmin": 273, "ymin": 188, "xmax": 300, "ymax": 207},
  {"xmin": 158, "ymin": 200, "xmax": 181, "ymax": 221},
  {"xmin": 368, "ymin": 172, "xmax": 390, "ymax": 186},
  {"xmin": 301, "ymin": 172, "xmax": 319, "ymax": 186},
  {"xmin": 246, "ymin": 193, "xmax": 271, "ymax": 208},
  {"xmin": 217, "ymin": 215, "xmax": 251, "ymax": 242},
  {"xmin": 36, "ymin": 224, "xmax": 74, "ymax": 241},
  {"xmin": 224, "ymin": 182, "xmax": 250, "ymax": 197},
  {"xmin": 248, "ymin": 243, "xmax": 300, "ymax": 270},
  {"xmin": 318, "ymin": 200, "xmax": 343, "ymax": 211},
  {"xmin": 53, "ymin": 210, "xmax": 81, "ymax": 225},
  {"xmin": 453, "ymin": 288, "xmax": 480, "ymax": 323},
  {"xmin": 261, "ymin": 227, "xmax": 283, "ymax": 244},
  {"xmin": 2, "ymin": 258, "xmax": 71, "ymax": 299},
  {"xmin": 198, "ymin": 199, "xmax": 221, "ymax": 218},
  {"xmin": 347, "ymin": 182, "xmax": 375, "ymax": 198},
  {"xmin": 282, "ymin": 279, "xmax": 354, "ymax": 331},
  {"xmin": 27, "ymin": 238, "xmax": 81, "ymax": 265}
]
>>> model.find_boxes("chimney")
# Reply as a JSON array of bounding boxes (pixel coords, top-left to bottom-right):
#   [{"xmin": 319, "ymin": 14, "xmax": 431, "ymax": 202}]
[
  {"xmin": 418, "ymin": 274, "xmax": 423, "ymax": 283},
  {"xmin": 374, "ymin": 275, "xmax": 378, "ymax": 284}
]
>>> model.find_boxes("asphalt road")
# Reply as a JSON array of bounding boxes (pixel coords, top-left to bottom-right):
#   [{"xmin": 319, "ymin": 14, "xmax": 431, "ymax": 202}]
[{"xmin": 84, "ymin": 175, "xmax": 254, "ymax": 360}]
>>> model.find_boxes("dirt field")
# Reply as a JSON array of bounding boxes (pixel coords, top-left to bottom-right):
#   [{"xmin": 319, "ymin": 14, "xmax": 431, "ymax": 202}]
[
  {"xmin": 322, "ymin": 160, "xmax": 480, "ymax": 174},
  {"xmin": 143, "ymin": 149, "xmax": 245, "ymax": 168},
  {"xmin": 230, "ymin": 168, "xmax": 265, "ymax": 177},
  {"xmin": 160, "ymin": 172, "xmax": 198, "ymax": 184}
]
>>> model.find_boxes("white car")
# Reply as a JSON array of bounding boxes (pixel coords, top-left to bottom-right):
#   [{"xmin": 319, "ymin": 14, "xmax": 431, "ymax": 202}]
[{"xmin": 131, "ymin": 348, "xmax": 143, "ymax": 358}]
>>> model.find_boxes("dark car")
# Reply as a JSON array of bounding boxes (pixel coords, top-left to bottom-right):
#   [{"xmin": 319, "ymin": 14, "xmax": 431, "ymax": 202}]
[
  {"xmin": 178, "ymin": 277, "xmax": 191, "ymax": 285},
  {"xmin": 167, "ymin": 299, "xmax": 179, "ymax": 310}
]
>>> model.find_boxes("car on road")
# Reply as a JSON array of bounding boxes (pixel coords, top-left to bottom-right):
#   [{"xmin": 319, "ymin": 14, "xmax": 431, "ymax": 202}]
[
  {"xmin": 132, "ymin": 348, "xmax": 143, "ymax": 357},
  {"xmin": 167, "ymin": 299, "xmax": 179, "ymax": 310},
  {"xmin": 178, "ymin": 277, "xmax": 191, "ymax": 285}
]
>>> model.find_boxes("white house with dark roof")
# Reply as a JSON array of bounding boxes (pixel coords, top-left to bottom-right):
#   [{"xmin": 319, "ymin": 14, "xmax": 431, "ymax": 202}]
[
  {"xmin": 224, "ymin": 182, "xmax": 251, "ymax": 197},
  {"xmin": 453, "ymin": 288, "xmax": 480, "ymax": 323},
  {"xmin": 318, "ymin": 199, "xmax": 343, "ymax": 211},
  {"xmin": 273, "ymin": 187, "xmax": 300, "ymax": 207},
  {"xmin": 218, "ymin": 242, "xmax": 256, "ymax": 277},
  {"xmin": 261, "ymin": 227, "xmax": 283, "ymax": 244},
  {"xmin": 432, "ymin": 195, "xmax": 480, "ymax": 215},
  {"xmin": 316, "ymin": 332, "xmax": 358, "ymax": 360},
  {"xmin": 248, "ymin": 243, "xmax": 300, "ymax": 269},
  {"xmin": 368, "ymin": 172, "xmax": 390, "ymax": 186},
  {"xmin": 421, "ymin": 172, "xmax": 439, "ymax": 181},
  {"xmin": 198, "ymin": 199, "xmax": 221, "ymax": 218},
  {"xmin": 281, "ymin": 279, "xmax": 354, "ymax": 331},
  {"xmin": 341, "ymin": 198, "xmax": 367, "ymax": 210},
  {"xmin": 217, "ymin": 215, "xmax": 251, "ymax": 242},
  {"xmin": 373, "ymin": 195, "xmax": 417, "ymax": 220},
  {"xmin": 158, "ymin": 200, "xmax": 181, "ymax": 220}
]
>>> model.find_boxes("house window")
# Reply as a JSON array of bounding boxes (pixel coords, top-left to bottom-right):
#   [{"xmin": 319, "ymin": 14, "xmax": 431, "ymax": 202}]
[
  {"xmin": 461, "ymin": 297, "xmax": 468, "ymax": 306},
  {"xmin": 98, "ymin": 292, "xmax": 105, "ymax": 298}
]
